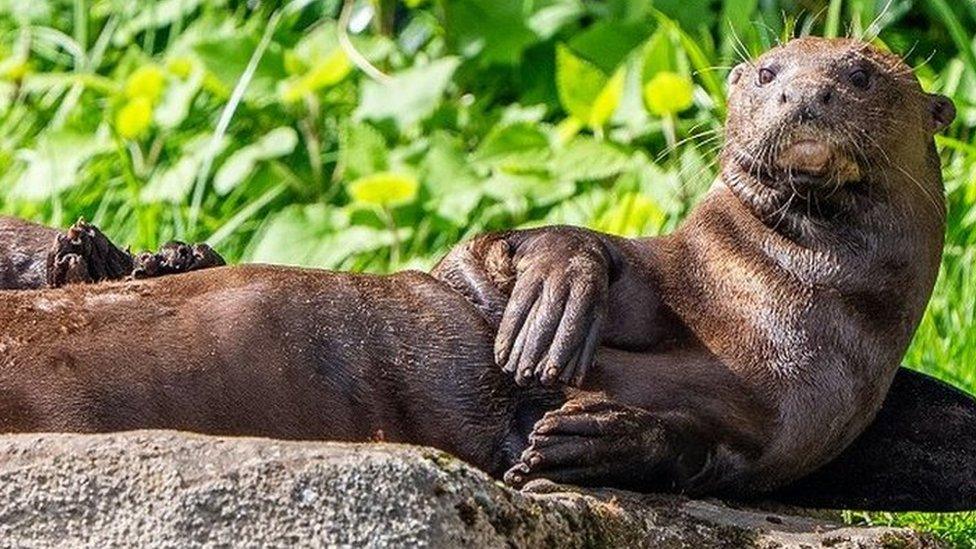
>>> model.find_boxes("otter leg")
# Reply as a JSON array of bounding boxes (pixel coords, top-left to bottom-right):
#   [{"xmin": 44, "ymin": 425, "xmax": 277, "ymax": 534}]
[
  {"xmin": 46, "ymin": 219, "xmax": 134, "ymax": 287},
  {"xmin": 504, "ymin": 396, "xmax": 710, "ymax": 492},
  {"xmin": 131, "ymin": 242, "xmax": 225, "ymax": 280}
]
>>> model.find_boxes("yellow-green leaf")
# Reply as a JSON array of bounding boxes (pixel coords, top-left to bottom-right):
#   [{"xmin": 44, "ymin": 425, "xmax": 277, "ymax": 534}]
[
  {"xmin": 279, "ymin": 48, "xmax": 352, "ymax": 103},
  {"xmin": 348, "ymin": 172, "xmax": 419, "ymax": 208},
  {"xmin": 555, "ymin": 44, "xmax": 625, "ymax": 130},
  {"xmin": 643, "ymin": 71, "xmax": 694, "ymax": 117},
  {"xmin": 588, "ymin": 68, "xmax": 625, "ymax": 128},
  {"xmin": 165, "ymin": 56, "xmax": 195, "ymax": 80},
  {"xmin": 115, "ymin": 97, "xmax": 154, "ymax": 139},
  {"xmin": 125, "ymin": 65, "xmax": 166, "ymax": 103},
  {"xmin": 555, "ymin": 45, "xmax": 607, "ymax": 126},
  {"xmin": 595, "ymin": 192, "xmax": 665, "ymax": 236}
]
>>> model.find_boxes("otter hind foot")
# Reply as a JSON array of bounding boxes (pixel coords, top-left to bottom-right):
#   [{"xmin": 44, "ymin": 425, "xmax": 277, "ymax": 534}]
[
  {"xmin": 505, "ymin": 397, "xmax": 674, "ymax": 490},
  {"xmin": 46, "ymin": 219, "xmax": 134, "ymax": 287},
  {"xmin": 131, "ymin": 242, "xmax": 225, "ymax": 280}
]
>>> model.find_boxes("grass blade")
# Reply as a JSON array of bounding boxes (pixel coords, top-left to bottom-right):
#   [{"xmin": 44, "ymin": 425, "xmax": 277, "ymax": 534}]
[
  {"xmin": 925, "ymin": 0, "xmax": 976, "ymax": 80},
  {"xmin": 825, "ymin": 0, "xmax": 843, "ymax": 38}
]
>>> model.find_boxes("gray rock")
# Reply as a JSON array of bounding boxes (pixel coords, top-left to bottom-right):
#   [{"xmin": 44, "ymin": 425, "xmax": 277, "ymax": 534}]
[{"xmin": 0, "ymin": 431, "xmax": 942, "ymax": 548}]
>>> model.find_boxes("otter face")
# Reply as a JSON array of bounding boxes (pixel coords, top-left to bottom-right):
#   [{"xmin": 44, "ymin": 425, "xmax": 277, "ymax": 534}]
[{"xmin": 724, "ymin": 38, "xmax": 955, "ymax": 192}]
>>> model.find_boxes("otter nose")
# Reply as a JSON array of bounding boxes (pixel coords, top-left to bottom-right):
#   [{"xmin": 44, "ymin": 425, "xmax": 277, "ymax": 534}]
[{"xmin": 780, "ymin": 85, "xmax": 835, "ymax": 121}]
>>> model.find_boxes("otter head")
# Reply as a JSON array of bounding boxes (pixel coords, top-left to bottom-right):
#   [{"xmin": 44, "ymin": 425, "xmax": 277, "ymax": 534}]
[{"xmin": 722, "ymin": 37, "xmax": 955, "ymax": 218}]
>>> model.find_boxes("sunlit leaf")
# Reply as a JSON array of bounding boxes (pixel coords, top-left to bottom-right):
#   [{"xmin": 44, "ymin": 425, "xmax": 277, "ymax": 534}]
[
  {"xmin": 115, "ymin": 97, "xmax": 154, "ymax": 139},
  {"xmin": 594, "ymin": 192, "xmax": 665, "ymax": 236},
  {"xmin": 590, "ymin": 68, "xmax": 626, "ymax": 128},
  {"xmin": 348, "ymin": 171, "xmax": 420, "ymax": 207},
  {"xmin": 125, "ymin": 65, "xmax": 166, "ymax": 103},
  {"xmin": 155, "ymin": 65, "xmax": 204, "ymax": 129},
  {"xmin": 643, "ymin": 71, "xmax": 694, "ymax": 116},
  {"xmin": 555, "ymin": 44, "xmax": 624, "ymax": 130}
]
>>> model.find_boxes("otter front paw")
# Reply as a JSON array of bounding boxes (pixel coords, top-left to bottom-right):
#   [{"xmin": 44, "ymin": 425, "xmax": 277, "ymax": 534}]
[
  {"xmin": 504, "ymin": 397, "xmax": 666, "ymax": 489},
  {"xmin": 495, "ymin": 230, "xmax": 612, "ymax": 388},
  {"xmin": 46, "ymin": 219, "xmax": 134, "ymax": 287},
  {"xmin": 131, "ymin": 241, "xmax": 225, "ymax": 279}
]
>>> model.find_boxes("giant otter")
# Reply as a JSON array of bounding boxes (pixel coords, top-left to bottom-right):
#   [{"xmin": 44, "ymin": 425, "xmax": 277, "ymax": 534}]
[
  {"xmin": 0, "ymin": 38, "xmax": 973, "ymax": 508},
  {"xmin": 438, "ymin": 37, "xmax": 973, "ymax": 505}
]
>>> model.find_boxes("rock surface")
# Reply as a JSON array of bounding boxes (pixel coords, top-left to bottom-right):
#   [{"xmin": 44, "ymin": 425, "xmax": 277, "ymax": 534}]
[{"xmin": 0, "ymin": 431, "xmax": 941, "ymax": 548}]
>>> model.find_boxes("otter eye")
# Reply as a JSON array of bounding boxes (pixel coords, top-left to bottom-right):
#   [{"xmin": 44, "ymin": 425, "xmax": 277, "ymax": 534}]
[
  {"xmin": 849, "ymin": 68, "xmax": 870, "ymax": 89},
  {"xmin": 758, "ymin": 67, "xmax": 777, "ymax": 86}
]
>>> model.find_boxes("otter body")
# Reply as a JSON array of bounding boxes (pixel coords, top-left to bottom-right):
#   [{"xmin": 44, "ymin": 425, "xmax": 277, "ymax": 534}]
[
  {"xmin": 443, "ymin": 37, "xmax": 956, "ymax": 494},
  {"xmin": 0, "ymin": 265, "xmax": 538, "ymax": 476}
]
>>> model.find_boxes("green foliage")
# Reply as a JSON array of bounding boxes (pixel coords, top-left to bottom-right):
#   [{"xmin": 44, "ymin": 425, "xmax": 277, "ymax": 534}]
[{"xmin": 1, "ymin": 1, "xmax": 975, "ymax": 542}]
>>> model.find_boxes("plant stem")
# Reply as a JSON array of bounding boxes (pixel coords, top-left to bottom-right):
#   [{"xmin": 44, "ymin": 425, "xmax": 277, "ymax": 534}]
[{"xmin": 381, "ymin": 205, "xmax": 399, "ymax": 268}]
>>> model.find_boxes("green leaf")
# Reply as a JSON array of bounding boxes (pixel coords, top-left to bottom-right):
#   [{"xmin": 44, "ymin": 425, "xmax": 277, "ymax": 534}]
[
  {"xmin": 528, "ymin": 1, "xmax": 586, "ymax": 39},
  {"xmin": 337, "ymin": 122, "xmax": 389, "ymax": 182},
  {"xmin": 421, "ymin": 133, "xmax": 483, "ymax": 225},
  {"xmin": 249, "ymin": 204, "xmax": 349, "ymax": 266},
  {"xmin": 551, "ymin": 136, "xmax": 631, "ymax": 181},
  {"xmin": 443, "ymin": 0, "xmax": 539, "ymax": 65},
  {"xmin": 825, "ymin": 0, "xmax": 843, "ymax": 38},
  {"xmin": 641, "ymin": 27, "xmax": 677, "ymax": 77},
  {"xmin": 590, "ymin": 69, "xmax": 626, "ymax": 128},
  {"xmin": 155, "ymin": 65, "xmax": 204, "ymax": 129},
  {"xmin": 594, "ymin": 192, "xmax": 665, "ymax": 236},
  {"xmin": 214, "ymin": 127, "xmax": 298, "ymax": 195},
  {"xmin": 473, "ymin": 122, "xmax": 551, "ymax": 171},
  {"xmin": 348, "ymin": 172, "xmax": 420, "ymax": 207},
  {"xmin": 567, "ymin": 20, "xmax": 653, "ymax": 74},
  {"xmin": 141, "ymin": 135, "xmax": 229, "ymax": 203},
  {"xmin": 555, "ymin": 45, "xmax": 625, "ymax": 129},
  {"xmin": 484, "ymin": 172, "xmax": 575, "ymax": 208},
  {"xmin": 10, "ymin": 131, "xmax": 111, "ymax": 200},
  {"xmin": 115, "ymin": 0, "xmax": 220, "ymax": 45},
  {"xmin": 355, "ymin": 57, "xmax": 460, "ymax": 129},
  {"xmin": 194, "ymin": 33, "xmax": 287, "ymax": 104},
  {"xmin": 652, "ymin": 0, "xmax": 715, "ymax": 32},
  {"xmin": 278, "ymin": 23, "xmax": 353, "ymax": 103}
]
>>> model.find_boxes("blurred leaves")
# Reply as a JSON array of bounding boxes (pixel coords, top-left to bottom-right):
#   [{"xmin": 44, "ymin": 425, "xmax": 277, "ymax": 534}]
[
  {"xmin": 0, "ymin": 0, "xmax": 973, "ymax": 278},
  {"xmin": 214, "ymin": 127, "xmax": 298, "ymax": 195},
  {"xmin": 355, "ymin": 57, "xmax": 460, "ymax": 129}
]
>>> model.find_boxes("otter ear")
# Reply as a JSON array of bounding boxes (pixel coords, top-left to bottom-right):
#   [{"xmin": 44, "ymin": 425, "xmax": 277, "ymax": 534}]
[
  {"xmin": 728, "ymin": 63, "xmax": 747, "ymax": 87},
  {"xmin": 928, "ymin": 94, "xmax": 956, "ymax": 133}
]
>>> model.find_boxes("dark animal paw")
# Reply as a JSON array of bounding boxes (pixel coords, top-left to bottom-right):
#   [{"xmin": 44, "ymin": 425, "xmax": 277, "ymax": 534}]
[
  {"xmin": 495, "ymin": 230, "xmax": 612, "ymax": 388},
  {"xmin": 46, "ymin": 218, "xmax": 134, "ymax": 287},
  {"xmin": 504, "ymin": 397, "xmax": 665, "ymax": 489},
  {"xmin": 131, "ymin": 241, "xmax": 225, "ymax": 279}
]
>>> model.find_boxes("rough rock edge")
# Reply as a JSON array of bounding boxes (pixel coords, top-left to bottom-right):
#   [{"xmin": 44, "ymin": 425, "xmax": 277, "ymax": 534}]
[{"xmin": 0, "ymin": 431, "xmax": 942, "ymax": 548}]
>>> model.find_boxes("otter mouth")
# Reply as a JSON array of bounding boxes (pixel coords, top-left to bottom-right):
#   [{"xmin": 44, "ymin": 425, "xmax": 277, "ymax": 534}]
[
  {"xmin": 777, "ymin": 140, "xmax": 833, "ymax": 176},
  {"xmin": 740, "ymin": 136, "xmax": 863, "ymax": 190}
]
